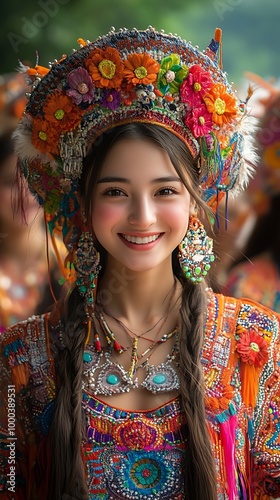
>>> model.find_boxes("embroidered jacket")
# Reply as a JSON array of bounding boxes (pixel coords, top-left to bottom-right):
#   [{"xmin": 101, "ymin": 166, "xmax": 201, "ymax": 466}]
[{"xmin": 0, "ymin": 293, "xmax": 280, "ymax": 499}]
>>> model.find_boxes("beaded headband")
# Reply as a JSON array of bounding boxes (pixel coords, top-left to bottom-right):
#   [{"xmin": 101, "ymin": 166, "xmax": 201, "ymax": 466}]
[{"xmin": 14, "ymin": 26, "xmax": 255, "ymax": 257}]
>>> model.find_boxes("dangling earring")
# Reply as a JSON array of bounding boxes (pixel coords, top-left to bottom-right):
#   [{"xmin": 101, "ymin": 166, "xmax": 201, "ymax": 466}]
[
  {"xmin": 178, "ymin": 214, "xmax": 215, "ymax": 284},
  {"xmin": 74, "ymin": 231, "xmax": 101, "ymax": 315}
]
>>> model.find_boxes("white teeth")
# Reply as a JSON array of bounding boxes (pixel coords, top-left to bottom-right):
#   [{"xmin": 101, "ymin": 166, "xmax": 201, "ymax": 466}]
[{"xmin": 122, "ymin": 234, "xmax": 160, "ymax": 244}]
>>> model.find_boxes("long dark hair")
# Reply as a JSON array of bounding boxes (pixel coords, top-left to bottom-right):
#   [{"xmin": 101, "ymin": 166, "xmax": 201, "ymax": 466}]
[{"xmin": 48, "ymin": 123, "xmax": 217, "ymax": 499}]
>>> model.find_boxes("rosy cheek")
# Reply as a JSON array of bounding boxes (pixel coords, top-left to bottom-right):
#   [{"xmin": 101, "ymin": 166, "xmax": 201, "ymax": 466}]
[
  {"xmin": 93, "ymin": 205, "xmax": 119, "ymax": 221},
  {"xmin": 160, "ymin": 205, "xmax": 189, "ymax": 228}
]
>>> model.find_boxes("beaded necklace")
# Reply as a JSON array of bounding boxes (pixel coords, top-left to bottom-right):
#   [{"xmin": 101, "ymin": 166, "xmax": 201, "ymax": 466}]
[
  {"xmin": 96, "ymin": 310, "xmax": 178, "ymax": 378},
  {"xmin": 83, "ymin": 280, "xmax": 180, "ymax": 395},
  {"xmin": 83, "ymin": 316, "xmax": 180, "ymax": 396}
]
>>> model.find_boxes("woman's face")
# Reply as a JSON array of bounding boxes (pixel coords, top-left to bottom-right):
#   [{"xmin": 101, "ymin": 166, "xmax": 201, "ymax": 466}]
[
  {"xmin": 91, "ymin": 139, "xmax": 194, "ymax": 273},
  {"xmin": 0, "ymin": 153, "xmax": 40, "ymax": 229}
]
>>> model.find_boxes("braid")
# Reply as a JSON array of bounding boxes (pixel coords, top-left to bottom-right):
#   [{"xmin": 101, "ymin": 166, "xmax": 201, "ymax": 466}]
[
  {"xmin": 48, "ymin": 289, "xmax": 88, "ymax": 499},
  {"xmin": 179, "ymin": 280, "xmax": 217, "ymax": 500}
]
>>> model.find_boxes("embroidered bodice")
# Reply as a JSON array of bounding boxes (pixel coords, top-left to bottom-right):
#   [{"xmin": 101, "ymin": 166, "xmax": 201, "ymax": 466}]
[{"xmin": 83, "ymin": 392, "xmax": 186, "ymax": 499}]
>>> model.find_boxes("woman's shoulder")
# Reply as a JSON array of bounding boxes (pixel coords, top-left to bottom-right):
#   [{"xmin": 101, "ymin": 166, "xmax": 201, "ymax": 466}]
[
  {"xmin": 204, "ymin": 290, "xmax": 280, "ymax": 361},
  {"xmin": 208, "ymin": 291, "xmax": 280, "ymax": 371},
  {"xmin": 203, "ymin": 291, "xmax": 280, "ymax": 415}
]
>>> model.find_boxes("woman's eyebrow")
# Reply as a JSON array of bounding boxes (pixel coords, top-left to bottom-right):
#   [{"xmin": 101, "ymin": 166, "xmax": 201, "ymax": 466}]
[
  {"xmin": 97, "ymin": 176, "xmax": 182, "ymax": 184},
  {"xmin": 97, "ymin": 176, "xmax": 129, "ymax": 184},
  {"xmin": 151, "ymin": 176, "xmax": 182, "ymax": 183}
]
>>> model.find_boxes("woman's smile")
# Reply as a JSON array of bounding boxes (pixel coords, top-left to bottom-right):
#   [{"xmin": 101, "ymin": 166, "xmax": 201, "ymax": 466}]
[{"xmin": 119, "ymin": 232, "xmax": 163, "ymax": 250}]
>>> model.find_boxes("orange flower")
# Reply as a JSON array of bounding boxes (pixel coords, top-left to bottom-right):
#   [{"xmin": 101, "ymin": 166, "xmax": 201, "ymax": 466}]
[
  {"xmin": 123, "ymin": 53, "xmax": 160, "ymax": 86},
  {"xmin": 43, "ymin": 91, "xmax": 82, "ymax": 132},
  {"xmin": 203, "ymin": 83, "xmax": 237, "ymax": 126},
  {"xmin": 31, "ymin": 118, "xmax": 60, "ymax": 156},
  {"xmin": 85, "ymin": 47, "xmax": 124, "ymax": 89}
]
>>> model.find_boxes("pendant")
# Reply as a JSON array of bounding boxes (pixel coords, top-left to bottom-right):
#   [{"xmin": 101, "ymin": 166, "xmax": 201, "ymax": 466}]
[
  {"xmin": 141, "ymin": 361, "xmax": 180, "ymax": 394},
  {"xmin": 93, "ymin": 353, "xmax": 138, "ymax": 396}
]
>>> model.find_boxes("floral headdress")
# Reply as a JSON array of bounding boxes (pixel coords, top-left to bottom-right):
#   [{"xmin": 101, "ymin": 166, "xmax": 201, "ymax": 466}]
[{"xmin": 14, "ymin": 26, "xmax": 255, "ymax": 271}]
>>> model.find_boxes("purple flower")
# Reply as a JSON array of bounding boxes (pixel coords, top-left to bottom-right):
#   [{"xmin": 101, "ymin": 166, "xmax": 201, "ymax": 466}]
[
  {"xmin": 100, "ymin": 89, "xmax": 121, "ymax": 110},
  {"xmin": 66, "ymin": 67, "xmax": 94, "ymax": 105}
]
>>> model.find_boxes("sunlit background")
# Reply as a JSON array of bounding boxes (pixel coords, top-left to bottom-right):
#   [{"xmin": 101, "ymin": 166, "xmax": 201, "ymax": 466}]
[{"xmin": 1, "ymin": 0, "xmax": 280, "ymax": 94}]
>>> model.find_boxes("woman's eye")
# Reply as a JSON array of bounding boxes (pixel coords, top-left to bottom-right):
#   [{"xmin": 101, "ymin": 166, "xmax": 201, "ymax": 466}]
[
  {"xmin": 156, "ymin": 187, "xmax": 178, "ymax": 196},
  {"xmin": 103, "ymin": 188, "xmax": 126, "ymax": 197}
]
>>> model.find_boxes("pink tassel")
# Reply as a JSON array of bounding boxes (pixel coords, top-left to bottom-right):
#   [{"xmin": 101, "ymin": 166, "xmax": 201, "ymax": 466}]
[{"xmin": 219, "ymin": 414, "xmax": 238, "ymax": 500}]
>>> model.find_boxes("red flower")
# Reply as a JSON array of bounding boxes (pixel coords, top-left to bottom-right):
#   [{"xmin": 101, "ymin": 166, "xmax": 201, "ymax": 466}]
[{"xmin": 236, "ymin": 329, "xmax": 269, "ymax": 368}]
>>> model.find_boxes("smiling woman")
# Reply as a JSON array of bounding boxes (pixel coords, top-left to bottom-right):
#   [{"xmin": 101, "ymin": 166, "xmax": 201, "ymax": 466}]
[
  {"xmin": 89, "ymin": 133, "xmax": 193, "ymax": 274},
  {"xmin": 0, "ymin": 26, "xmax": 280, "ymax": 500}
]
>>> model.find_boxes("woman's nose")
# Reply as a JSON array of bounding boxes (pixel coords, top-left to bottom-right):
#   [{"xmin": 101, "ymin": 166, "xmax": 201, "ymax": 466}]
[{"xmin": 128, "ymin": 196, "xmax": 157, "ymax": 227}]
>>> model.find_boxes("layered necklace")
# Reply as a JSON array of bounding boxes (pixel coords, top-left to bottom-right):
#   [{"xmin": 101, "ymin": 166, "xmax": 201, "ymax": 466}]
[{"xmin": 83, "ymin": 281, "xmax": 181, "ymax": 395}]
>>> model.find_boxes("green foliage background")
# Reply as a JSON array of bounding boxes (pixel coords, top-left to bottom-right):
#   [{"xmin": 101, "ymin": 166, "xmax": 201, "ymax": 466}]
[{"xmin": 1, "ymin": 0, "xmax": 280, "ymax": 89}]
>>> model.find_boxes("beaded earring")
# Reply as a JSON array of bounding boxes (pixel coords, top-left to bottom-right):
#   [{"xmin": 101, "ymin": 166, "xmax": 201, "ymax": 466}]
[
  {"xmin": 178, "ymin": 214, "xmax": 215, "ymax": 284},
  {"xmin": 74, "ymin": 231, "xmax": 101, "ymax": 314}
]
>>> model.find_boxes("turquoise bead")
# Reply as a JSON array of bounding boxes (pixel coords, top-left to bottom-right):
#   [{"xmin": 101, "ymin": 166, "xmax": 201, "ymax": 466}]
[
  {"xmin": 152, "ymin": 374, "xmax": 167, "ymax": 385},
  {"xmin": 106, "ymin": 373, "xmax": 120, "ymax": 385},
  {"xmin": 83, "ymin": 352, "xmax": 92, "ymax": 363}
]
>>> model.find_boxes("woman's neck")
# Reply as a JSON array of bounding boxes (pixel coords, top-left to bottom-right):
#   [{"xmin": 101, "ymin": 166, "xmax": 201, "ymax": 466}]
[{"xmin": 97, "ymin": 260, "xmax": 180, "ymax": 326}]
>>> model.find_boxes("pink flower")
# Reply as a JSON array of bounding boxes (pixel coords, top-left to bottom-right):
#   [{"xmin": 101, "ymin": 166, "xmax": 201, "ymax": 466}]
[
  {"xmin": 180, "ymin": 64, "xmax": 213, "ymax": 106},
  {"xmin": 66, "ymin": 67, "xmax": 95, "ymax": 105},
  {"xmin": 184, "ymin": 104, "xmax": 213, "ymax": 138}
]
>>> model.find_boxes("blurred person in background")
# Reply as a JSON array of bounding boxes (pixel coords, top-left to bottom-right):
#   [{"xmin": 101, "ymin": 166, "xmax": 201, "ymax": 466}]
[
  {"xmin": 208, "ymin": 192, "xmax": 254, "ymax": 292},
  {"xmin": 223, "ymin": 75, "xmax": 280, "ymax": 312},
  {"xmin": 0, "ymin": 73, "xmax": 65, "ymax": 331}
]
